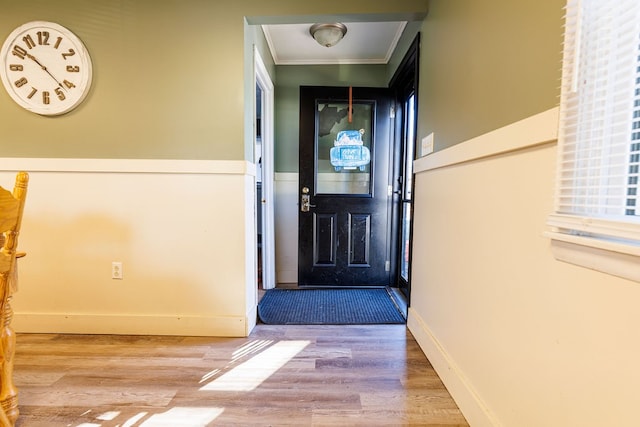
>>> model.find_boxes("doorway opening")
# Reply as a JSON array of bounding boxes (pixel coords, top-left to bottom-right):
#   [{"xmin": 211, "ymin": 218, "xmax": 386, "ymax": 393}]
[
  {"xmin": 294, "ymin": 35, "xmax": 420, "ymax": 299},
  {"xmin": 254, "ymin": 48, "xmax": 275, "ymax": 292},
  {"xmin": 256, "ymin": 82, "xmax": 263, "ymax": 287},
  {"xmin": 297, "ymin": 86, "xmax": 393, "ymax": 287},
  {"xmin": 389, "ymin": 34, "xmax": 420, "ymax": 307}
]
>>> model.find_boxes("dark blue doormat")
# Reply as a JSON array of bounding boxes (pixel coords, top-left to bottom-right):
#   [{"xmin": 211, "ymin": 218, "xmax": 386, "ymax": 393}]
[{"xmin": 258, "ymin": 288, "xmax": 405, "ymax": 325}]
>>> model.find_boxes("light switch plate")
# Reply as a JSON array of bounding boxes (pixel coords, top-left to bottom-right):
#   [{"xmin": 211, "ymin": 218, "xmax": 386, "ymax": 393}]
[{"xmin": 421, "ymin": 133, "xmax": 434, "ymax": 156}]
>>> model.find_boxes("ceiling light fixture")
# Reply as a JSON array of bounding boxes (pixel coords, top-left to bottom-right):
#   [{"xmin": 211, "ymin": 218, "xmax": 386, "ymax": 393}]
[{"xmin": 309, "ymin": 23, "xmax": 347, "ymax": 47}]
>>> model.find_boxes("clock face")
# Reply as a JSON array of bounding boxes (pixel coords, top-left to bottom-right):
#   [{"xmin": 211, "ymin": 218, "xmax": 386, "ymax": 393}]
[{"xmin": 0, "ymin": 21, "xmax": 92, "ymax": 116}]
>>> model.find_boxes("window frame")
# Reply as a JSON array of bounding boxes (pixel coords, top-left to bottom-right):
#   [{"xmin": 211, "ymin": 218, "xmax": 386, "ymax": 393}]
[{"xmin": 547, "ymin": 0, "xmax": 640, "ymax": 283}]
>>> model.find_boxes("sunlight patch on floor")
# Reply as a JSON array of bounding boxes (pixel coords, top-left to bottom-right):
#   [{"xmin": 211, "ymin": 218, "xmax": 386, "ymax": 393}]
[
  {"xmin": 231, "ymin": 339, "xmax": 274, "ymax": 361},
  {"xmin": 121, "ymin": 411, "xmax": 148, "ymax": 427},
  {"xmin": 96, "ymin": 410, "xmax": 120, "ymax": 420},
  {"xmin": 139, "ymin": 407, "xmax": 224, "ymax": 426},
  {"xmin": 200, "ymin": 340, "xmax": 310, "ymax": 392},
  {"xmin": 199, "ymin": 339, "xmax": 275, "ymax": 384},
  {"xmin": 75, "ymin": 407, "xmax": 223, "ymax": 427}
]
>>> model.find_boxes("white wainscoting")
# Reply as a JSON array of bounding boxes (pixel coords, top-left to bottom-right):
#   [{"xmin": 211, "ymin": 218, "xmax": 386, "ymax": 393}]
[
  {"xmin": 409, "ymin": 107, "xmax": 640, "ymax": 426},
  {"xmin": 0, "ymin": 158, "xmax": 257, "ymax": 337},
  {"xmin": 274, "ymin": 173, "xmax": 298, "ymax": 284},
  {"xmin": 409, "ymin": 108, "xmax": 560, "ymax": 426}
]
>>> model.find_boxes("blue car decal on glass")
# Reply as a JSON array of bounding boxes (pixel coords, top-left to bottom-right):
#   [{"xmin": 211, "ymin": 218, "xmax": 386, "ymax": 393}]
[{"xmin": 330, "ymin": 130, "xmax": 371, "ymax": 172}]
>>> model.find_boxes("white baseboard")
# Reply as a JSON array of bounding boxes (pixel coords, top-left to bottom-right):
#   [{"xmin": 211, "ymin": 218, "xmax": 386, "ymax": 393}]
[
  {"xmin": 14, "ymin": 313, "xmax": 249, "ymax": 337},
  {"xmin": 245, "ymin": 306, "xmax": 257, "ymax": 336},
  {"xmin": 407, "ymin": 307, "xmax": 499, "ymax": 427}
]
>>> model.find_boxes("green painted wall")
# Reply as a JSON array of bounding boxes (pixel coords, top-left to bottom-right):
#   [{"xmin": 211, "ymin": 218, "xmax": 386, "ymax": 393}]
[
  {"xmin": 1, "ymin": 0, "xmax": 247, "ymax": 159},
  {"xmin": 418, "ymin": 0, "xmax": 564, "ymax": 151},
  {"xmin": 0, "ymin": 0, "xmax": 429, "ymax": 160},
  {"xmin": 0, "ymin": 0, "xmax": 560, "ymax": 163}
]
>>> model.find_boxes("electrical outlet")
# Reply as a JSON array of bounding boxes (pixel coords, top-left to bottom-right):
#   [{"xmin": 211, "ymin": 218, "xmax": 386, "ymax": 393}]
[{"xmin": 111, "ymin": 262, "xmax": 123, "ymax": 280}]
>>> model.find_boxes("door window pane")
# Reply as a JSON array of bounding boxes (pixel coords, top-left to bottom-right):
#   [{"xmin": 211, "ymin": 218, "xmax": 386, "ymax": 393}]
[
  {"xmin": 403, "ymin": 95, "xmax": 415, "ymax": 200},
  {"xmin": 400, "ymin": 202, "xmax": 412, "ymax": 281},
  {"xmin": 400, "ymin": 94, "xmax": 415, "ymax": 282},
  {"xmin": 316, "ymin": 102, "xmax": 373, "ymax": 195}
]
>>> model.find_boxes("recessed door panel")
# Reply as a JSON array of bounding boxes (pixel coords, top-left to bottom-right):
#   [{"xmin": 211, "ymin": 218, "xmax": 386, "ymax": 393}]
[
  {"xmin": 313, "ymin": 213, "xmax": 337, "ymax": 266},
  {"xmin": 348, "ymin": 213, "xmax": 371, "ymax": 267}
]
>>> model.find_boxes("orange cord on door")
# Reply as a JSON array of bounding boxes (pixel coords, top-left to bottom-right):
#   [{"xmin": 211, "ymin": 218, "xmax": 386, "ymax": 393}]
[{"xmin": 348, "ymin": 86, "xmax": 353, "ymax": 123}]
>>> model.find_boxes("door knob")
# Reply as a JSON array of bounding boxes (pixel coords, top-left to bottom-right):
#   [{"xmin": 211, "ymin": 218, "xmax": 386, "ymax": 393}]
[{"xmin": 300, "ymin": 187, "xmax": 316, "ymax": 212}]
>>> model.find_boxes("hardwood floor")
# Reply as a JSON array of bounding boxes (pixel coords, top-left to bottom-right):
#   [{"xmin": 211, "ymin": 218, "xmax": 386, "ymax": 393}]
[{"xmin": 13, "ymin": 325, "xmax": 469, "ymax": 426}]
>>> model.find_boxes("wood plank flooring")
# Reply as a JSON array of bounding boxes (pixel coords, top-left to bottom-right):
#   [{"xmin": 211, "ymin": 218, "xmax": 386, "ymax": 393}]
[{"xmin": 13, "ymin": 325, "xmax": 469, "ymax": 426}]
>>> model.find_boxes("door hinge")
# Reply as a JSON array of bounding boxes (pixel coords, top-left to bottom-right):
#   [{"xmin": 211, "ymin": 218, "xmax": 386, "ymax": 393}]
[
  {"xmin": 385, "ymin": 260, "xmax": 391, "ymax": 271},
  {"xmin": 390, "ymin": 107, "xmax": 395, "ymax": 119},
  {"xmin": 387, "ymin": 185, "xmax": 393, "ymax": 197}
]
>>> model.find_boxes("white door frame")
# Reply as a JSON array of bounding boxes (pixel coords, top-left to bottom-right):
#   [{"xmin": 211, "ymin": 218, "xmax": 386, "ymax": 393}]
[{"xmin": 254, "ymin": 47, "xmax": 275, "ymax": 290}]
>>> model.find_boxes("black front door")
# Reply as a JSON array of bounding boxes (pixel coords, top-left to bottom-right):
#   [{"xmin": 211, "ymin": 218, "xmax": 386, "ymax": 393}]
[{"xmin": 298, "ymin": 86, "xmax": 393, "ymax": 286}]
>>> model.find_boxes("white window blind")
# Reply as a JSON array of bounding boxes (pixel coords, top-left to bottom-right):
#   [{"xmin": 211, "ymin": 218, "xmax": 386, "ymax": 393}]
[{"xmin": 549, "ymin": 0, "xmax": 640, "ymax": 246}]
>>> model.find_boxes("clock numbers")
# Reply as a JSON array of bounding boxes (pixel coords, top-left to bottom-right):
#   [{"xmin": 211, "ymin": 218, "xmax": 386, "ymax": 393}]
[
  {"xmin": 11, "ymin": 45, "xmax": 27, "ymax": 60},
  {"xmin": 2, "ymin": 22, "xmax": 92, "ymax": 115},
  {"xmin": 10, "ymin": 34, "xmax": 65, "ymax": 59},
  {"xmin": 61, "ymin": 49, "xmax": 75, "ymax": 60},
  {"xmin": 7, "ymin": 32, "xmax": 81, "ymax": 107},
  {"xmin": 22, "ymin": 34, "xmax": 35, "ymax": 49},
  {"xmin": 36, "ymin": 31, "xmax": 50, "ymax": 46},
  {"xmin": 14, "ymin": 77, "xmax": 27, "ymax": 88}
]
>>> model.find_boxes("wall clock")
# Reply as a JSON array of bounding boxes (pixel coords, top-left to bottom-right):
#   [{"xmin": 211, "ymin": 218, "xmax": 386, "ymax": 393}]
[{"xmin": 0, "ymin": 21, "xmax": 92, "ymax": 116}]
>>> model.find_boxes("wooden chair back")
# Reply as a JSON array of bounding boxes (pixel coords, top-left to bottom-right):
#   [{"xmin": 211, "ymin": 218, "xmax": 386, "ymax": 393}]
[{"xmin": 0, "ymin": 171, "xmax": 29, "ymax": 426}]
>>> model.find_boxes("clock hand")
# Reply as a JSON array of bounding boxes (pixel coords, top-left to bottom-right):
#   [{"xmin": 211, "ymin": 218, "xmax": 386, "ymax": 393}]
[{"xmin": 25, "ymin": 53, "xmax": 66, "ymax": 90}]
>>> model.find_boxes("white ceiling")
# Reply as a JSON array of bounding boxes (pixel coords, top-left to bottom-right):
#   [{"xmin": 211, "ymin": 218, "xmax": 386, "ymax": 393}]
[{"xmin": 262, "ymin": 21, "xmax": 407, "ymax": 65}]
